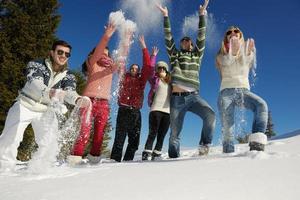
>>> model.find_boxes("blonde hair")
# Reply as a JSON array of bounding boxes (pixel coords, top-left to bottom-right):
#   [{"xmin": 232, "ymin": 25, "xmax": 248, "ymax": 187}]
[{"xmin": 218, "ymin": 26, "xmax": 245, "ymax": 55}]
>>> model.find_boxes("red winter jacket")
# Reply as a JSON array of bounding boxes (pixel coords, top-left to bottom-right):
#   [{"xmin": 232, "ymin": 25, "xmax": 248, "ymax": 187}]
[{"xmin": 118, "ymin": 48, "xmax": 152, "ymax": 109}]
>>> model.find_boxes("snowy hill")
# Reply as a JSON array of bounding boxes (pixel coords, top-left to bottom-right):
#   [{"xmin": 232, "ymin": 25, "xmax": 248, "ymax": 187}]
[
  {"xmin": 1, "ymin": 133, "xmax": 300, "ymax": 200},
  {"xmin": 271, "ymin": 129, "xmax": 300, "ymax": 140}
]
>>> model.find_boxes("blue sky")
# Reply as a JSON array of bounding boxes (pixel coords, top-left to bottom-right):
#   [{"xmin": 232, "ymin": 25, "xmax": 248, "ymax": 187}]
[{"xmin": 57, "ymin": 0, "xmax": 300, "ymax": 148}]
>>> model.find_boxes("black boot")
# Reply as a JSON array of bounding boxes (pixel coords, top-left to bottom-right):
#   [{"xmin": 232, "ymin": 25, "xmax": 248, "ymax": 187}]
[
  {"xmin": 151, "ymin": 151, "xmax": 162, "ymax": 161},
  {"xmin": 142, "ymin": 151, "xmax": 152, "ymax": 161},
  {"xmin": 249, "ymin": 142, "xmax": 265, "ymax": 151}
]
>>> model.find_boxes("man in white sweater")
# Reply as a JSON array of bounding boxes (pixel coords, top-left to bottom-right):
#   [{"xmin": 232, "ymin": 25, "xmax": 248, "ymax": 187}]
[
  {"xmin": 216, "ymin": 26, "xmax": 268, "ymax": 153},
  {"xmin": 0, "ymin": 40, "xmax": 90, "ymax": 172}
]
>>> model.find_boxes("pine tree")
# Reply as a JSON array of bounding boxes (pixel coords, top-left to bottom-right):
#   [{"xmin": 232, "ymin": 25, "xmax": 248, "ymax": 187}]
[
  {"xmin": 0, "ymin": 0, "xmax": 60, "ymax": 161},
  {"xmin": 265, "ymin": 111, "xmax": 276, "ymax": 139}
]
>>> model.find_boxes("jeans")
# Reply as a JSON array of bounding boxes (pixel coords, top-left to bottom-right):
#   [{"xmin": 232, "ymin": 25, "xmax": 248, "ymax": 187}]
[
  {"xmin": 169, "ymin": 93, "xmax": 216, "ymax": 158},
  {"xmin": 218, "ymin": 88, "xmax": 268, "ymax": 153}
]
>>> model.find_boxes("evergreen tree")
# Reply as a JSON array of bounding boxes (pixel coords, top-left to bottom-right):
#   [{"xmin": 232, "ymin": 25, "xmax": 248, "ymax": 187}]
[
  {"xmin": 265, "ymin": 111, "xmax": 276, "ymax": 138},
  {"xmin": 0, "ymin": 0, "xmax": 60, "ymax": 161}
]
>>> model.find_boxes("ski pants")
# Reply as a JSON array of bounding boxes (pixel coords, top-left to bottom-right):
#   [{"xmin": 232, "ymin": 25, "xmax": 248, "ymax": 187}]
[
  {"xmin": 111, "ymin": 106, "xmax": 141, "ymax": 162},
  {"xmin": 144, "ymin": 111, "xmax": 170, "ymax": 154},
  {"xmin": 72, "ymin": 98, "xmax": 109, "ymax": 157},
  {"xmin": 0, "ymin": 101, "xmax": 58, "ymax": 170}
]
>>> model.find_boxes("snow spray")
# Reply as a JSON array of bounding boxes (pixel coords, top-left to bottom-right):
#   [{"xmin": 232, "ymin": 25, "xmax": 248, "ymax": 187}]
[
  {"xmin": 108, "ymin": 10, "xmax": 137, "ymax": 115},
  {"xmin": 120, "ymin": 0, "xmax": 169, "ymax": 34},
  {"xmin": 181, "ymin": 12, "xmax": 222, "ymax": 50}
]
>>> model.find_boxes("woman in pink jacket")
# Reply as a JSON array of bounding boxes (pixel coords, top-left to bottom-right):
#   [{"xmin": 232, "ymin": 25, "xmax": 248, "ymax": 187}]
[{"xmin": 68, "ymin": 24, "xmax": 130, "ymax": 165}]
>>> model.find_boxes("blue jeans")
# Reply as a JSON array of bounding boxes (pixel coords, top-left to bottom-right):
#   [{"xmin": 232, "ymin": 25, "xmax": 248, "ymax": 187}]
[
  {"xmin": 218, "ymin": 88, "xmax": 268, "ymax": 153},
  {"xmin": 169, "ymin": 93, "xmax": 216, "ymax": 158}
]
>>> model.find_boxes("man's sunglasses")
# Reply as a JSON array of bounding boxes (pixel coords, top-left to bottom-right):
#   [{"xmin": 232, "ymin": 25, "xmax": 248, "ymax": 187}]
[
  {"xmin": 226, "ymin": 29, "xmax": 240, "ymax": 35},
  {"xmin": 56, "ymin": 49, "xmax": 71, "ymax": 58}
]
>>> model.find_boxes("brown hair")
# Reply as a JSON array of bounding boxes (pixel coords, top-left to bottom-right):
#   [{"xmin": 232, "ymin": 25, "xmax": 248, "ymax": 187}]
[{"xmin": 51, "ymin": 40, "xmax": 72, "ymax": 51}]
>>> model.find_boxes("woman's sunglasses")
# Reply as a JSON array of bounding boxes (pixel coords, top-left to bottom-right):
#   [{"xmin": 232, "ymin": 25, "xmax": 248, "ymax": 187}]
[
  {"xmin": 157, "ymin": 66, "xmax": 166, "ymax": 71},
  {"xmin": 56, "ymin": 49, "xmax": 71, "ymax": 58},
  {"xmin": 226, "ymin": 29, "xmax": 240, "ymax": 35}
]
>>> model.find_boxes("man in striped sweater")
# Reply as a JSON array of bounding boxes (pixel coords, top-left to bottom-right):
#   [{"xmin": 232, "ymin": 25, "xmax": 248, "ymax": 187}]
[{"xmin": 157, "ymin": 0, "xmax": 216, "ymax": 158}]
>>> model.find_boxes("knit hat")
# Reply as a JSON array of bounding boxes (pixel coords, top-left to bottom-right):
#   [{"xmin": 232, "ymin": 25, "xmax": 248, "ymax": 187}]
[{"xmin": 156, "ymin": 61, "xmax": 169, "ymax": 71}]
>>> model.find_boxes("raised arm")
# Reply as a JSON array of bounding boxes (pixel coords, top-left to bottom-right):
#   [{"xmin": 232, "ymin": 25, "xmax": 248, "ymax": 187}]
[
  {"xmin": 138, "ymin": 36, "xmax": 153, "ymax": 85},
  {"xmin": 148, "ymin": 46, "xmax": 159, "ymax": 81},
  {"xmin": 156, "ymin": 4, "xmax": 177, "ymax": 58},
  {"xmin": 115, "ymin": 29, "xmax": 134, "ymax": 76},
  {"xmin": 88, "ymin": 23, "xmax": 116, "ymax": 67},
  {"xmin": 195, "ymin": 0, "xmax": 209, "ymax": 55},
  {"xmin": 139, "ymin": 35, "xmax": 150, "ymax": 68},
  {"xmin": 151, "ymin": 46, "xmax": 159, "ymax": 68}
]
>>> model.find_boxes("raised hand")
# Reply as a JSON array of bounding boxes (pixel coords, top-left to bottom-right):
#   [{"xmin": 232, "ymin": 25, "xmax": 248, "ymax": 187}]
[
  {"xmin": 199, "ymin": 0, "xmax": 209, "ymax": 16},
  {"xmin": 139, "ymin": 35, "xmax": 146, "ymax": 49},
  {"xmin": 230, "ymin": 37, "xmax": 241, "ymax": 56},
  {"xmin": 152, "ymin": 46, "xmax": 159, "ymax": 56},
  {"xmin": 104, "ymin": 23, "xmax": 116, "ymax": 38},
  {"xmin": 156, "ymin": 3, "xmax": 168, "ymax": 17},
  {"xmin": 246, "ymin": 38, "xmax": 255, "ymax": 55}
]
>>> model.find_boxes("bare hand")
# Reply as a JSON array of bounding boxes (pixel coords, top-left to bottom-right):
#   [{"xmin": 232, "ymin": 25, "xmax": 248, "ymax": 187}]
[
  {"xmin": 76, "ymin": 96, "xmax": 91, "ymax": 108},
  {"xmin": 156, "ymin": 3, "xmax": 168, "ymax": 17},
  {"xmin": 152, "ymin": 46, "xmax": 159, "ymax": 56},
  {"xmin": 199, "ymin": 0, "xmax": 209, "ymax": 16},
  {"xmin": 138, "ymin": 35, "xmax": 146, "ymax": 49},
  {"xmin": 230, "ymin": 37, "xmax": 240, "ymax": 56},
  {"xmin": 104, "ymin": 23, "xmax": 116, "ymax": 38},
  {"xmin": 49, "ymin": 89, "xmax": 65, "ymax": 102},
  {"xmin": 247, "ymin": 38, "xmax": 255, "ymax": 54}
]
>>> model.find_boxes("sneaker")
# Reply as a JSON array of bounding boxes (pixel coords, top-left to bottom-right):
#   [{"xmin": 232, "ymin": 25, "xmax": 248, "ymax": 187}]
[
  {"xmin": 67, "ymin": 155, "xmax": 83, "ymax": 166},
  {"xmin": 142, "ymin": 151, "xmax": 152, "ymax": 161},
  {"xmin": 86, "ymin": 154, "xmax": 101, "ymax": 164},
  {"xmin": 249, "ymin": 142, "xmax": 265, "ymax": 151},
  {"xmin": 198, "ymin": 145, "xmax": 210, "ymax": 156},
  {"xmin": 151, "ymin": 150, "xmax": 162, "ymax": 161}
]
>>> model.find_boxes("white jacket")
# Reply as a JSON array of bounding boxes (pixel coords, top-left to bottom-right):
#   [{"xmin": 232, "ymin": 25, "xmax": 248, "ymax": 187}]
[{"xmin": 18, "ymin": 58, "xmax": 80, "ymax": 112}]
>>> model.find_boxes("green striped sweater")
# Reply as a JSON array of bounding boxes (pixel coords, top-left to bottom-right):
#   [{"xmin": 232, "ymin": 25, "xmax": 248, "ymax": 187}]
[{"xmin": 164, "ymin": 15, "xmax": 206, "ymax": 90}]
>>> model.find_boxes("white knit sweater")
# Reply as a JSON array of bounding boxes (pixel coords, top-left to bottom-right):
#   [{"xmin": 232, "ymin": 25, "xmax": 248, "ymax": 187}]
[{"xmin": 217, "ymin": 51, "xmax": 254, "ymax": 91}]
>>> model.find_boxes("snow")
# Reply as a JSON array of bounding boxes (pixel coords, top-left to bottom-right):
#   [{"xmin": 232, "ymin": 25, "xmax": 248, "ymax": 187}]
[{"xmin": 1, "ymin": 132, "xmax": 300, "ymax": 200}]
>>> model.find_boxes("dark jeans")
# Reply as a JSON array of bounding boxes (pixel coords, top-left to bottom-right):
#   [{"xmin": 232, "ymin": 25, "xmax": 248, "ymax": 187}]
[
  {"xmin": 110, "ymin": 106, "xmax": 141, "ymax": 162},
  {"xmin": 144, "ymin": 111, "xmax": 170, "ymax": 153}
]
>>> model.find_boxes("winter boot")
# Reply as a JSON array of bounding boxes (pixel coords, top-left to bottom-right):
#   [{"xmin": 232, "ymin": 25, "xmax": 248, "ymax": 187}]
[
  {"xmin": 86, "ymin": 154, "xmax": 101, "ymax": 164},
  {"xmin": 248, "ymin": 132, "xmax": 267, "ymax": 151},
  {"xmin": 142, "ymin": 150, "xmax": 152, "ymax": 161},
  {"xmin": 198, "ymin": 144, "xmax": 210, "ymax": 156},
  {"xmin": 223, "ymin": 141, "xmax": 235, "ymax": 153},
  {"xmin": 67, "ymin": 155, "xmax": 83, "ymax": 166},
  {"xmin": 151, "ymin": 150, "xmax": 162, "ymax": 161}
]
